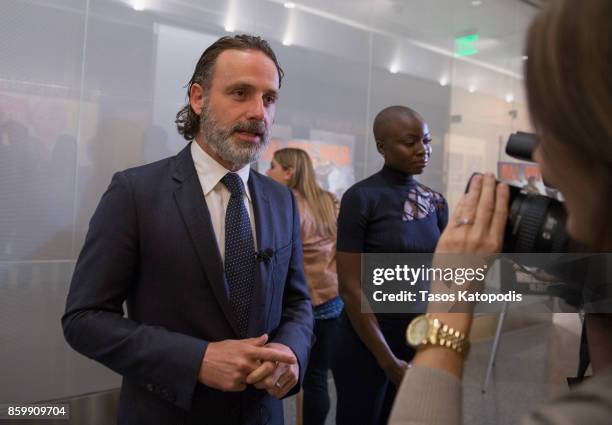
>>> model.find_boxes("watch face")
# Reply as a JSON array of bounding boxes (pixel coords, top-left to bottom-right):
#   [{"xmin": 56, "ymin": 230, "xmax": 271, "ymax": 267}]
[{"xmin": 406, "ymin": 315, "xmax": 430, "ymax": 347}]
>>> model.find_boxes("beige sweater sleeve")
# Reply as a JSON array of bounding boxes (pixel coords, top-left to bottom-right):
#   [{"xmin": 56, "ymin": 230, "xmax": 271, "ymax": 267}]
[
  {"xmin": 390, "ymin": 366, "xmax": 612, "ymax": 425},
  {"xmin": 521, "ymin": 368, "xmax": 612, "ymax": 425},
  {"xmin": 389, "ymin": 365, "xmax": 462, "ymax": 425}
]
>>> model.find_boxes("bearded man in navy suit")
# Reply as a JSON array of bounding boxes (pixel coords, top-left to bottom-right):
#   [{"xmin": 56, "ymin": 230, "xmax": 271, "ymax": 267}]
[{"xmin": 62, "ymin": 35, "xmax": 314, "ymax": 425}]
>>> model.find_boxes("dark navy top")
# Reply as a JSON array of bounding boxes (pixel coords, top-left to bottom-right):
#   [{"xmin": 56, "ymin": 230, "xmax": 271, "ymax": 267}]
[{"xmin": 337, "ymin": 166, "xmax": 448, "ymax": 254}]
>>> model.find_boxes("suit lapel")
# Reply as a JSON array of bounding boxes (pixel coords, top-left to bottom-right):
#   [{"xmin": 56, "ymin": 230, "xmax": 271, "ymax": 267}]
[
  {"xmin": 247, "ymin": 172, "xmax": 275, "ymax": 336},
  {"xmin": 172, "ymin": 144, "xmax": 241, "ymax": 337}
]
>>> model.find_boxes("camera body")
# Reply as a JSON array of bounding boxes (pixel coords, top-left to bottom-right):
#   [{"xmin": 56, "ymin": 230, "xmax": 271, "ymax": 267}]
[
  {"xmin": 468, "ymin": 132, "xmax": 569, "ymax": 253},
  {"xmin": 467, "ymin": 137, "xmax": 608, "ymax": 311}
]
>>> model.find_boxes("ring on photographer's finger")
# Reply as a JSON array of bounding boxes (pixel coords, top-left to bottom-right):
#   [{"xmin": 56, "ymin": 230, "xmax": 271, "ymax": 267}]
[
  {"xmin": 456, "ymin": 217, "xmax": 475, "ymax": 226},
  {"xmin": 275, "ymin": 381, "xmax": 282, "ymax": 389}
]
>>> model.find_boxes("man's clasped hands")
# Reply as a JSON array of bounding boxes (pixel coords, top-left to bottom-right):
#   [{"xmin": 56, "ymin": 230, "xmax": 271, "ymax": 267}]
[{"xmin": 198, "ymin": 334, "xmax": 299, "ymax": 399}]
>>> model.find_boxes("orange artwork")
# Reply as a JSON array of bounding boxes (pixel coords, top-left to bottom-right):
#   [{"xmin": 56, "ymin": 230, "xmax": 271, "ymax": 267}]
[
  {"xmin": 262, "ymin": 139, "xmax": 353, "ymax": 167},
  {"xmin": 499, "ymin": 162, "xmax": 542, "ymax": 183}
]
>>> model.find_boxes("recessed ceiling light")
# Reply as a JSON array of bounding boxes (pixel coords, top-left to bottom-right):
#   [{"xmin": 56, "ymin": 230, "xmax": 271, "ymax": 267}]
[
  {"xmin": 439, "ymin": 77, "xmax": 449, "ymax": 87},
  {"xmin": 284, "ymin": 2, "xmax": 296, "ymax": 8},
  {"xmin": 468, "ymin": 85, "xmax": 476, "ymax": 93},
  {"xmin": 472, "ymin": 0, "xmax": 482, "ymax": 6},
  {"xmin": 224, "ymin": 25, "xmax": 235, "ymax": 32},
  {"xmin": 389, "ymin": 64, "xmax": 399, "ymax": 74},
  {"xmin": 522, "ymin": 55, "xmax": 528, "ymax": 61},
  {"xmin": 282, "ymin": 37, "xmax": 292, "ymax": 46},
  {"xmin": 133, "ymin": 0, "xmax": 145, "ymax": 11},
  {"xmin": 505, "ymin": 93, "xmax": 515, "ymax": 103}
]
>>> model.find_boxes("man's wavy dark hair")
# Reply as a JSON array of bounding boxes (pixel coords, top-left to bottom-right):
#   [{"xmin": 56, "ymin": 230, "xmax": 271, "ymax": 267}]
[{"xmin": 175, "ymin": 34, "xmax": 284, "ymax": 141}]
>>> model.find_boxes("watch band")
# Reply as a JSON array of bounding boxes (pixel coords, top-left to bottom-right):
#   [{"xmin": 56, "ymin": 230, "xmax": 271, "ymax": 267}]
[{"xmin": 426, "ymin": 316, "xmax": 470, "ymax": 356}]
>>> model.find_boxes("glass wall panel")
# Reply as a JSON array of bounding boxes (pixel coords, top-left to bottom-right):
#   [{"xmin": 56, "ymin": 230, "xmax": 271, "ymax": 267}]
[{"xmin": 255, "ymin": 0, "xmax": 371, "ymax": 196}]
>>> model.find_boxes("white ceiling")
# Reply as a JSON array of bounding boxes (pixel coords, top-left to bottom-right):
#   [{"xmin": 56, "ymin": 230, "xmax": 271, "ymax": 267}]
[
  {"xmin": 264, "ymin": 0, "xmax": 540, "ymax": 99},
  {"xmin": 115, "ymin": 0, "xmax": 540, "ymax": 100}
]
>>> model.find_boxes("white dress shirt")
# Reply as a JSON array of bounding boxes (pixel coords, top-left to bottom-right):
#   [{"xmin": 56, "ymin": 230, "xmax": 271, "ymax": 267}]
[{"xmin": 190, "ymin": 142, "xmax": 257, "ymax": 262}]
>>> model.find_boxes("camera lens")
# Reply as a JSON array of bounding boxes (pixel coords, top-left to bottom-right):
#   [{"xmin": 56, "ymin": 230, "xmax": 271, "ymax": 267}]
[{"xmin": 504, "ymin": 186, "xmax": 569, "ymax": 253}]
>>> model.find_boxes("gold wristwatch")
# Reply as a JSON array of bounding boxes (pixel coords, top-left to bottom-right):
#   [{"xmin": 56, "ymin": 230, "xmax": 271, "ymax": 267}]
[{"xmin": 406, "ymin": 314, "xmax": 470, "ymax": 357}]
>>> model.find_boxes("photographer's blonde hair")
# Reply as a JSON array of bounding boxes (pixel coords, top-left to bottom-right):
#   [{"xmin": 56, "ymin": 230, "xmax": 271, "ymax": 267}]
[
  {"xmin": 525, "ymin": 0, "xmax": 612, "ymax": 250},
  {"xmin": 273, "ymin": 148, "xmax": 337, "ymax": 239}
]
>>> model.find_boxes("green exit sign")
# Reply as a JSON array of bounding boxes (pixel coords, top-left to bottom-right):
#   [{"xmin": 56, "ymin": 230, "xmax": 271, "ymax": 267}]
[{"xmin": 455, "ymin": 33, "xmax": 479, "ymax": 56}]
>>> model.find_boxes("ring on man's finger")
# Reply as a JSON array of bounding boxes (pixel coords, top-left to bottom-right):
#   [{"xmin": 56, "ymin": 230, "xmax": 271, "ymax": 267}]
[
  {"xmin": 275, "ymin": 381, "xmax": 282, "ymax": 389},
  {"xmin": 455, "ymin": 217, "xmax": 475, "ymax": 226}
]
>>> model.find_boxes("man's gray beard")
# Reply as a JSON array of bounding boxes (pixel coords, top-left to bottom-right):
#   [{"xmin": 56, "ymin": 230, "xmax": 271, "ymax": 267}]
[{"xmin": 199, "ymin": 104, "xmax": 269, "ymax": 167}]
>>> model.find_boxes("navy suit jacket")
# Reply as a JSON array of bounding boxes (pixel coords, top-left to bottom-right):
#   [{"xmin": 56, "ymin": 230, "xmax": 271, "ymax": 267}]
[{"xmin": 62, "ymin": 144, "xmax": 314, "ymax": 425}]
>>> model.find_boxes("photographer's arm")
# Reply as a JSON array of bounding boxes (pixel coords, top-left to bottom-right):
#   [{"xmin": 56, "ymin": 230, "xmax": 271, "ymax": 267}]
[
  {"xmin": 521, "ymin": 365, "xmax": 612, "ymax": 425},
  {"xmin": 389, "ymin": 174, "xmax": 509, "ymax": 425}
]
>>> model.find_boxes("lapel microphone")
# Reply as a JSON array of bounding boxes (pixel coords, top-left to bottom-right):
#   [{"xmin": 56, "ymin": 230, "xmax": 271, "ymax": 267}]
[{"xmin": 255, "ymin": 248, "xmax": 274, "ymax": 263}]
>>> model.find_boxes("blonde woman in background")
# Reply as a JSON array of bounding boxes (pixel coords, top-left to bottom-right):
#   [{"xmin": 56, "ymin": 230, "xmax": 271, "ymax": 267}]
[{"xmin": 267, "ymin": 148, "xmax": 343, "ymax": 425}]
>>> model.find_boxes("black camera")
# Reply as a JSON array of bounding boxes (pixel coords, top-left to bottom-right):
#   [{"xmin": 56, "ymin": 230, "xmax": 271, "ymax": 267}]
[
  {"xmin": 468, "ymin": 132, "xmax": 569, "ymax": 253},
  {"xmin": 466, "ymin": 134, "xmax": 610, "ymax": 310}
]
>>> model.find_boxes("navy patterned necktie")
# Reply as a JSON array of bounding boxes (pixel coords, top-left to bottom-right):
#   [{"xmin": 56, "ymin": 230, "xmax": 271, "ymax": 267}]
[{"xmin": 221, "ymin": 172, "xmax": 257, "ymax": 337}]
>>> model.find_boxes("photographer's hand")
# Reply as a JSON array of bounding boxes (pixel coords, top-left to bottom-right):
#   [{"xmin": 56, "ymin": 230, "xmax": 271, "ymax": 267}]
[
  {"xmin": 415, "ymin": 173, "xmax": 509, "ymax": 378},
  {"xmin": 436, "ymin": 173, "xmax": 508, "ymax": 256}
]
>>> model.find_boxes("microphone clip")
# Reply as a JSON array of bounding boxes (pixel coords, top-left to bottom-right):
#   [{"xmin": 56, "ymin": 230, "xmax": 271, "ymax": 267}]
[{"xmin": 255, "ymin": 248, "xmax": 273, "ymax": 263}]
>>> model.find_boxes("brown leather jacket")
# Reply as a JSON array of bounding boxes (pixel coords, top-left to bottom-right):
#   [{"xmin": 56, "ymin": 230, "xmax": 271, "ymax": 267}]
[{"xmin": 293, "ymin": 191, "xmax": 339, "ymax": 307}]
